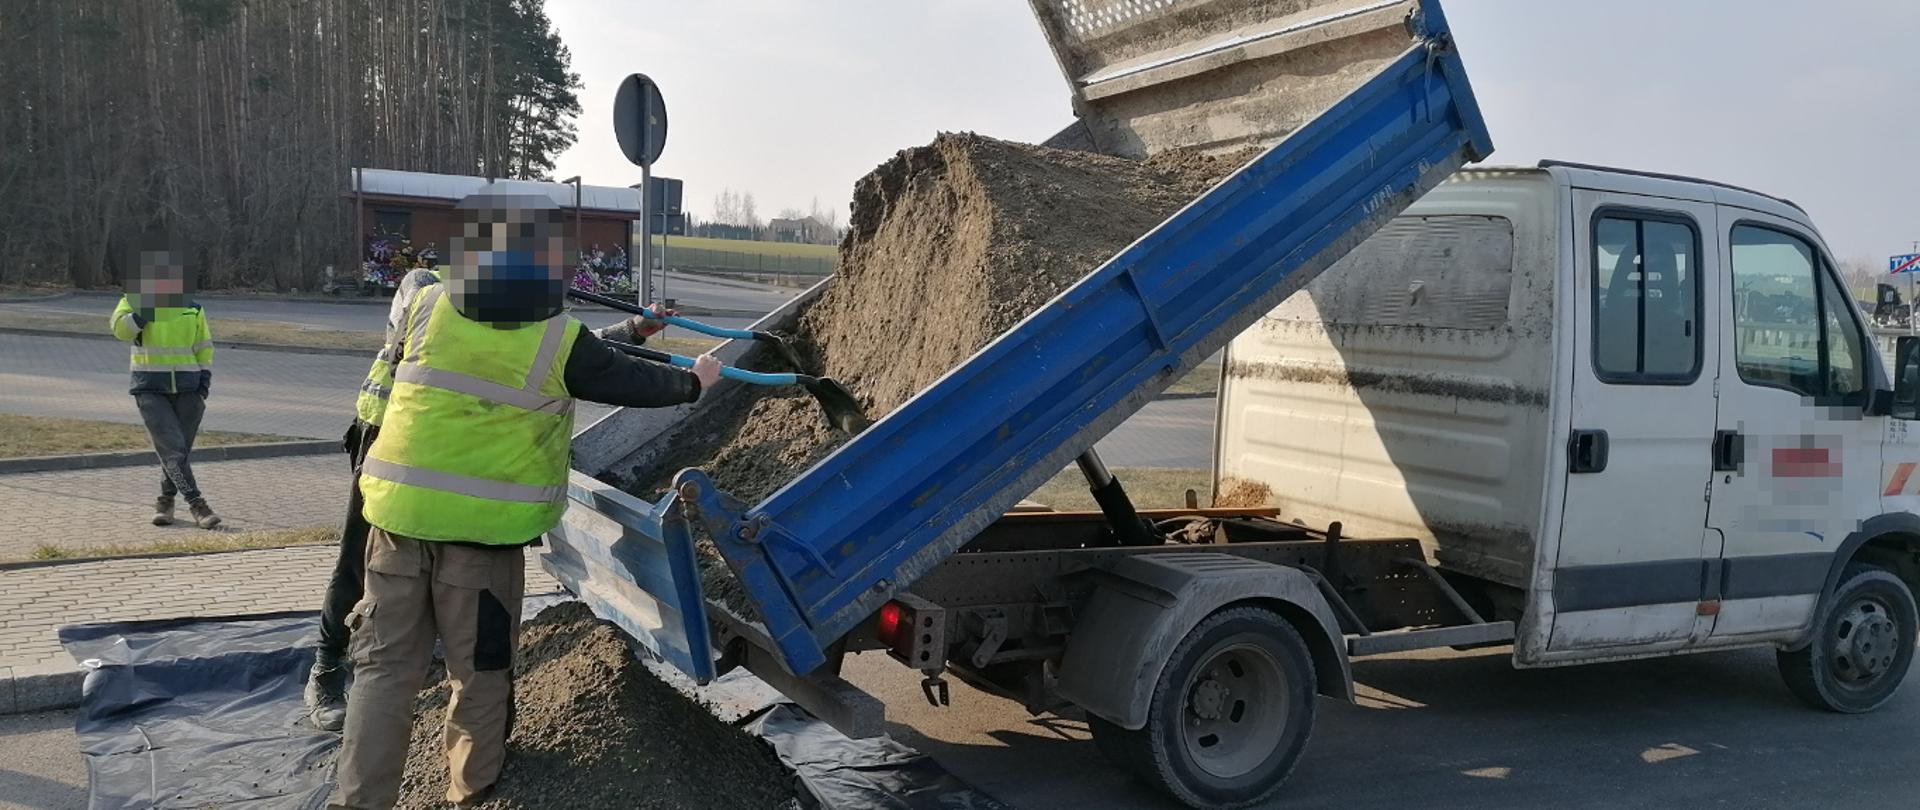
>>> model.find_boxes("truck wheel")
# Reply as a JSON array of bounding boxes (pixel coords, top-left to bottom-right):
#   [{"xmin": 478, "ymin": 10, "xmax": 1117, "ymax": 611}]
[
  {"xmin": 1090, "ymin": 606, "xmax": 1316, "ymax": 808},
  {"xmin": 1777, "ymin": 565, "xmax": 1917, "ymax": 714}
]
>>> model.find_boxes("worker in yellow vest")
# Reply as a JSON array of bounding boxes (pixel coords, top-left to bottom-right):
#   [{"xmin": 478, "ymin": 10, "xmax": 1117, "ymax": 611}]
[
  {"xmin": 303, "ymin": 262, "xmax": 683, "ymax": 733},
  {"xmin": 109, "ymin": 236, "xmax": 221, "ymax": 529},
  {"xmin": 328, "ymin": 192, "xmax": 721, "ymax": 809}
]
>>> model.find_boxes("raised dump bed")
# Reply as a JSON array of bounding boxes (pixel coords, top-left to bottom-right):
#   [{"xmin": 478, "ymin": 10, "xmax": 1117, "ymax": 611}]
[{"xmin": 547, "ymin": 0, "xmax": 1491, "ymax": 704}]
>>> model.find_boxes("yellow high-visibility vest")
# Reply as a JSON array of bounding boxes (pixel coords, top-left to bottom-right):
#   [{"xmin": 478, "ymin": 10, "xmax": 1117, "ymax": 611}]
[{"xmin": 359, "ymin": 284, "xmax": 582, "ymax": 544}]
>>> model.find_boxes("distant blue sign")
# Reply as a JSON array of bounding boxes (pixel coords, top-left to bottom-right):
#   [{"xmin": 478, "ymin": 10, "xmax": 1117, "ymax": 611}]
[{"xmin": 1892, "ymin": 253, "xmax": 1920, "ymax": 274}]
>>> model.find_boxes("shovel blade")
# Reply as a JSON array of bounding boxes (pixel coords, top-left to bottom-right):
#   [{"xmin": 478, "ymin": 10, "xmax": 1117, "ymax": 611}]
[{"xmin": 803, "ymin": 378, "xmax": 873, "ymax": 434}]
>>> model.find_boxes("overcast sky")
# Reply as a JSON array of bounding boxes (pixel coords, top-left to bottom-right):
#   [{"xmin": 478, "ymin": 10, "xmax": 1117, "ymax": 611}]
[{"xmin": 546, "ymin": 0, "xmax": 1918, "ymax": 263}]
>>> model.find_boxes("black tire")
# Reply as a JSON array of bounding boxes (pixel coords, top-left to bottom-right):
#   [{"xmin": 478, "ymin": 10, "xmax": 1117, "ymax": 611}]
[
  {"xmin": 1089, "ymin": 606, "xmax": 1317, "ymax": 808},
  {"xmin": 1777, "ymin": 565, "xmax": 1917, "ymax": 713}
]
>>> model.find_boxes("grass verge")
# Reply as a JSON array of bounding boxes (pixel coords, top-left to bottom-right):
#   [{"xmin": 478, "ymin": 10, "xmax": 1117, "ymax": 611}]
[
  {"xmin": 0, "ymin": 309, "xmax": 721, "ymax": 356},
  {"xmin": 0, "ymin": 310, "xmax": 385, "ymax": 351},
  {"xmin": 1026, "ymin": 466, "xmax": 1213, "ymax": 512},
  {"xmin": 0, "ymin": 414, "xmax": 295, "ymax": 458},
  {"xmin": 1164, "ymin": 363, "xmax": 1221, "ymax": 397},
  {"xmin": 650, "ymin": 235, "xmax": 838, "ymax": 259},
  {"xmin": 26, "ymin": 526, "xmax": 339, "ymax": 562}
]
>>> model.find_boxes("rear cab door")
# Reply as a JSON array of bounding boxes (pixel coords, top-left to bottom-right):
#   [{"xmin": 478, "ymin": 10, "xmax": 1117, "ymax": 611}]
[
  {"xmin": 1546, "ymin": 175, "xmax": 1721, "ymax": 655},
  {"xmin": 1704, "ymin": 201, "xmax": 1880, "ymax": 641}
]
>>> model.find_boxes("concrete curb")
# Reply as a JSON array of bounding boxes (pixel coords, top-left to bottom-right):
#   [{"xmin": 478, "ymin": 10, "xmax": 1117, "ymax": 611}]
[
  {"xmin": 0, "ymin": 541, "xmax": 332, "ymax": 572},
  {"xmin": 0, "ymin": 290, "xmax": 73, "ymax": 304},
  {"xmin": 0, "ymin": 439, "xmax": 338, "ymax": 474},
  {"xmin": 0, "ymin": 326, "xmax": 373, "ymax": 357},
  {"xmin": 0, "ymin": 661, "xmax": 84, "ymax": 714}
]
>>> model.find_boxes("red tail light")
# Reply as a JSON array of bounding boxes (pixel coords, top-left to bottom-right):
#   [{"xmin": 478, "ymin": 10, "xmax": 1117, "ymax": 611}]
[{"xmin": 877, "ymin": 602, "xmax": 905, "ymax": 647}]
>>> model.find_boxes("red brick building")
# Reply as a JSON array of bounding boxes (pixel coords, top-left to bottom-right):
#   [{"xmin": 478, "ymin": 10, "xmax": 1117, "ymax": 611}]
[{"xmin": 348, "ymin": 168, "xmax": 641, "ymax": 269}]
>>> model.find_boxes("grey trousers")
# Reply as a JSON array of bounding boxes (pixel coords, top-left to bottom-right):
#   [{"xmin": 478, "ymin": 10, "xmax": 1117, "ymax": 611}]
[{"xmin": 134, "ymin": 392, "xmax": 206, "ymax": 501}]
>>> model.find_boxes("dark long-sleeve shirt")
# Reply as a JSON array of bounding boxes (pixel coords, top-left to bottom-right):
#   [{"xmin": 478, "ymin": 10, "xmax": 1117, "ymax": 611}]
[{"xmin": 562, "ymin": 328, "xmax": 701, "ymax": 407}]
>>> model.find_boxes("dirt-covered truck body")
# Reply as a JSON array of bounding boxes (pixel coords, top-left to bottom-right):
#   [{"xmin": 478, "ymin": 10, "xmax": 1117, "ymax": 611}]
[{"xmin": 1223, "ymin": 161, "xmax": 1920, "ymax": 671}]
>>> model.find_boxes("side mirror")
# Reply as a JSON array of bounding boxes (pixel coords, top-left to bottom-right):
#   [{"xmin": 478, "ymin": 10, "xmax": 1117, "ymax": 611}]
[{"xmin": 1894, "ymin": 336, "xmax": 1920, "ymax": 420}]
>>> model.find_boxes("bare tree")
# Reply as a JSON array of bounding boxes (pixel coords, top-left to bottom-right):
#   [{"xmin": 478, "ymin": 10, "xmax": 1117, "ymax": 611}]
[
  {"xmin": 739, "ymin": 191, "xmax": 760, "ymax": 229},
  {"xmin": 1841, "ymin": 256, "xmax": 1887, "ymax": 297},
  {"xmin": 777, "ymin": 207, "xmax": 805, "ymax": 221},
  {"xmin": 808, "ymin": 196, "xmax": 840, "ymax": 232},
  {"xmin": 711, "ymin": 190, "xmax": 740, "ymax": 226}
]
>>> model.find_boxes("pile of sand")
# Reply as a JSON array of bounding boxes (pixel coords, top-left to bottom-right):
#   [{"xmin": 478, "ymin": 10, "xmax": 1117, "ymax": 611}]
[
  {"xmin": 646, "ymin": 132, "xmax": 1243, "ymax": 505},
  {"xmin": 393, "ymin": 603, "xmax": 795, "ymax": 809}
]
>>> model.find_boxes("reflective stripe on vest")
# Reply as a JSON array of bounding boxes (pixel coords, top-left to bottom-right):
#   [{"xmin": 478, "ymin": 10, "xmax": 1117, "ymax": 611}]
[
  {"xmin": 356, "ymin": 282, "xmax": 437, "ymax": 426},
  {"xmin": 358, "ymin": 286, "xmax": 580, "ymax": 544},
  {"xmin": 122, "ymin": 305, "xmax": 210, "ymax": 372},
  {"xmin": 360, "ymin": 457, "xmax": 563, "ymax": 503}
]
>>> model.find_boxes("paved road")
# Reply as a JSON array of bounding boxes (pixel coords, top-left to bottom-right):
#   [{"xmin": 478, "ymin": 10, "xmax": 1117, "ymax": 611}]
[
  {"xmin": 0, "ymin": 270, "xmax": 793, "ymax": 335},
  {"xmin": 0, "ymin": 710, "xmax": 84, "ymax": 810},
  {"xmin": 1, "ymin": 332, "xmax": 1210, "ymax": 468},
  {"xmin": 1094, "ymin": 397, "xmax": 1212, "ymax": 469},
  {"xmin": 0, "ymin": 333, "xmax": 612, "ymax": 440},
  {"xmin": 844, "ymin": 644, "xmax": 1920, "ymax": 808}
]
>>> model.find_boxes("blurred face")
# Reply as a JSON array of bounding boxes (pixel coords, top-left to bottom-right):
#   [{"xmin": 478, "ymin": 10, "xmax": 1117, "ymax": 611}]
[
  {"xmin": 131, "ymin": 244, "xmax": 194, "ymax": 309},
  {"xmin": 448, "ymin": 195, "xmax": 570, "ymax": 325}
]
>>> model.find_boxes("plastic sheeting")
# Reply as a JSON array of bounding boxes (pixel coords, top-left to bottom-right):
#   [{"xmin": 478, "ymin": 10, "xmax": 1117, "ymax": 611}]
[
  {"xmin": 60, "ymin": 612, "xmax": 336, "ymax": 809},
  {"xmin": 57, "ymin": 602, "xmax": 1009, "ymax": 810},
  {"xmin": 749, "ymin": 706, "xmax": 1012, "ymax": 810}
]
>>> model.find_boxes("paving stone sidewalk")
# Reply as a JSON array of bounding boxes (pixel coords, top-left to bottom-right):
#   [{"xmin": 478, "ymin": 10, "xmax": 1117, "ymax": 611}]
[
  {"xmin": 0, "ymin": 545, "xmax": 560, "ymax": 674},
  {"xmin": 0, "ymin": 455, "xmax": 353, "ymax": 561}
]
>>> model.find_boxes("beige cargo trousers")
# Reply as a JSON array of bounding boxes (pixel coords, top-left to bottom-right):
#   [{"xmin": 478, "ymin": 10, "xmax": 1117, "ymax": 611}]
[{"xmin": 328, "ymin": 527, "xmax": 526, "ymax": 809}]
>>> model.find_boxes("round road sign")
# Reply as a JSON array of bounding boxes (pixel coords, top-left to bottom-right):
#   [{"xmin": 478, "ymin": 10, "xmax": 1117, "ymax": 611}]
[{"xmin": 613, "ymin": 73, "xmax": 668, "ymax": 167}]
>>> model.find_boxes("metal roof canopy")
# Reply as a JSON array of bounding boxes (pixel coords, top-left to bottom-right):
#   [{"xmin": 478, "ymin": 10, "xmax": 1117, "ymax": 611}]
[{"xmin": 349, "ymin": 168, "xmax": 642, "ymax": 216}]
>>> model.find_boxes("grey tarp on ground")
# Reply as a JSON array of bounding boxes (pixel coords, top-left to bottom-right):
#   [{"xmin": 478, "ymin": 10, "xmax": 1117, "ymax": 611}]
[{"xmin": 57, "ymin": 601, "xmax": 1009, "ymax": 809}]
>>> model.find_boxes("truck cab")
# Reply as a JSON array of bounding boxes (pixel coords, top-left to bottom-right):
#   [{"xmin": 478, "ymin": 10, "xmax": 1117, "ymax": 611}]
[{"xmin": 1221, "ymin": 161, "xmax": 1920, "ymax": 707}]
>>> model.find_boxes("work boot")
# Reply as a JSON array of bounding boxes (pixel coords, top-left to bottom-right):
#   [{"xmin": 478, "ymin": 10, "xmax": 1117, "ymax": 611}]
[
  {"xmin": 152, "ymin": 496, "xmax": 175, "ymax": 526},
  {"xmin": 188, "ymin": 498, "xmax": 221, "ymax": 530},
  {"xmin": 304, "ymin": 661, "xmax": 347, "ymax": 732}
]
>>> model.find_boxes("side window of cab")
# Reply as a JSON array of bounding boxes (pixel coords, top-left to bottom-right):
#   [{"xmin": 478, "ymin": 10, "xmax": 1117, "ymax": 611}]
[{"xmin": 1729, "ymin": 224, "xmax": 1866, "ymax": 403}]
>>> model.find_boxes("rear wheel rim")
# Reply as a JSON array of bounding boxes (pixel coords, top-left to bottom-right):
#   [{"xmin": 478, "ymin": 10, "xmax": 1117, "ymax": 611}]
[
  {"xmin": 1180, "ymin": 640, "xmax": 1288, "ymax": 780},
  {"xmin": 1830, "ymin": 595, "xmax": 1902, "ymax": 689}
]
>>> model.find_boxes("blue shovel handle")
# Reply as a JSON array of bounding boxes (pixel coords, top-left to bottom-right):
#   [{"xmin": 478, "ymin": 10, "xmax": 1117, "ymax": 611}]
[
  {"xmin": 606, "ymin": 340, "xmax": 801, "ymax": 387},
  {"xmin": 655, "ymin": 312, "xmax": 757, "ymax": 341},
  {"xmin": 567, "ymin": 287, "xmax": 759, "ymax": 341}
]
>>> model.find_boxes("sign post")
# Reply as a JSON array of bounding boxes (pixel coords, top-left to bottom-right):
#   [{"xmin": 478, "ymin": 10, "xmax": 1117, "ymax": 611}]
[
  {"xmin": 614, "ymin": 73, "xmax": 668, "ymax": 303},
  {"xmin": 1893, "ymin": 252, "xmax": 1920, "ymax": 335}
]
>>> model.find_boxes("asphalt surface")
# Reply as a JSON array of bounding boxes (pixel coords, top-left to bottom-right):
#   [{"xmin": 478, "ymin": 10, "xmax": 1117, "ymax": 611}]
[
  {"xmin": 0, "ymin": 271, "xmax": 796, "ymax": 335},
  {"xmin": 0, "ymin": 711, "xmax": 85, "ymax": 810},
  {"xmin": 0, "ymin": 331, "xmax": 1212, "ymax": 466},
  {"xmin": 13, "ymin": 645, "xmax": 1915, "ymax": 809},
  {"xmin": 844, "ymin": 643, "xmax": 1920, "ymax": 809}
]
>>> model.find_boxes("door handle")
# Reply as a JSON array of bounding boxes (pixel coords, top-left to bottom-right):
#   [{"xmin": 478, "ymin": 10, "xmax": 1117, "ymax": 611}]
[
  {"xmin": 1712, "ymin": 429, "xmax": 1743, "ymax": 472},
  {"xmin": 1568, "ymin": 429, "xmax": 1609, "ymax": 474}
]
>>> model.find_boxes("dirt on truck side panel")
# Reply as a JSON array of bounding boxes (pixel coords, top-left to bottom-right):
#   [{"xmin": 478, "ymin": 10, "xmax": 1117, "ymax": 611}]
[{"xmin": 1216, "ymin": 172, "xmax": 1562, "ymax": 591}]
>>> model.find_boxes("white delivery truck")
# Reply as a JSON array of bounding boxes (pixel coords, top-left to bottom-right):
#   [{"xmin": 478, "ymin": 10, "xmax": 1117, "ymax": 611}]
[{"xmin": 1222, "ymin": 160, "xmax": 1920, "ymax": 714}]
